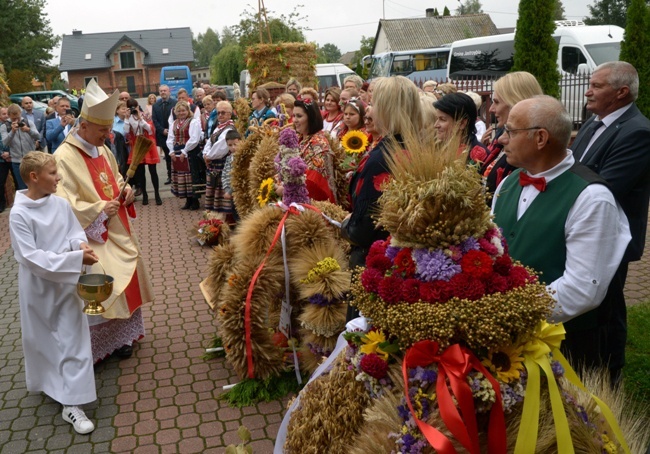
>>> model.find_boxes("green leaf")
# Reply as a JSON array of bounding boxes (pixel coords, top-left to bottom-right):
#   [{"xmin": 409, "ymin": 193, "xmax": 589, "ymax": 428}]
[
  {"xmin": 378, "ymin": 342, "xmax": 400, "ymax": 354},
  {"xmin": 238, "ymin": 425, "xmax": 252, "ymax": 443}
]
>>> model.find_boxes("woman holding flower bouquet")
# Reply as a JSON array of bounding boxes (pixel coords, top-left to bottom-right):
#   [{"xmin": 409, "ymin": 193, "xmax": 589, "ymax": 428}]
[
  {"xmin": 292, "ymin": 97, "xmax": 337, "ymax": 203},
  {"xmin": 341, "ymin": 76, "xmax": 423, "ymax": 321}
]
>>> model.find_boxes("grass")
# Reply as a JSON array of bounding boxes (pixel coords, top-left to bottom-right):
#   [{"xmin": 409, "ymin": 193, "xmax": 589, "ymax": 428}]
[{"xmin": 625, "ymin": 302, "xmax": 650, "ymax": 406}]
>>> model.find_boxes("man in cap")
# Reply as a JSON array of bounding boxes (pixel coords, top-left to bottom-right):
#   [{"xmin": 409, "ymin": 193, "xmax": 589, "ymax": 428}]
[{"xmin": 54, "ymin": 80, "xmax": 154, "ymax": 363}]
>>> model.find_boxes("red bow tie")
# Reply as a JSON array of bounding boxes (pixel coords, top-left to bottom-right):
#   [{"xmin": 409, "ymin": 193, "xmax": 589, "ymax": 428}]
[{"xmin": 519, "ymin": 172, "xmax": 547, "ymax": 192}]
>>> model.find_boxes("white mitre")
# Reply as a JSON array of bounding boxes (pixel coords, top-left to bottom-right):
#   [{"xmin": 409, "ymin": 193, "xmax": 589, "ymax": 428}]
[{"xmin": 80, "ymin": 79, "xmax": 120, "ymax": 126}]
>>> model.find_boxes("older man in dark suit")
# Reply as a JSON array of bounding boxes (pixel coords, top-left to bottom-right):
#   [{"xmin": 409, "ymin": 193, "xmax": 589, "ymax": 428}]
[
  {"xmin": 152, "ymin": 84, "xmax": 176, "ymax": 184},
  {"xmin": 571, "ymin": 61, "xmax": 650, "ymax": 384}
]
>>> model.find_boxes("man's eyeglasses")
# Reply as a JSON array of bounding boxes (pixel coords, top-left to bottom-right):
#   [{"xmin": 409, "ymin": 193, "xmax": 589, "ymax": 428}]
[
  {"xmin": 217, "ymin": 111, "xmax": 230, "ymax": 115},
  {"xmin": 503, "ymin": 125, "xmax": 542, "ymax": 139}
]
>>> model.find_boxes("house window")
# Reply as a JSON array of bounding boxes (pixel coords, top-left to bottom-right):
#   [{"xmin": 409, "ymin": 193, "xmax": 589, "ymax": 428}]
[
  {"xmin": 85, "ymin": 53, "xmax": 92, "ymax": 60},
  {"xmin": 162, "ymin": 48, "xmax": 169, "ymax": 54},
  {"xmin": 84, "ymin": 76, "xmax": 98, "ymax": 87},
  {"xmin": 120, "ymin": 51, "xmax": 136, "ymax": 69}
]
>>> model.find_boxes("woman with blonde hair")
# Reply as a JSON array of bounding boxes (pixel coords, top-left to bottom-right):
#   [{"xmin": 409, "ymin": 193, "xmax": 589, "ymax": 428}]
[
  {"xmin": 285, "ymin": 78, "xmax": 302, "ymax": 97},
  {"xmin": 341, "ymin": 75, "xmax": 423, "ymax": 321},
  {"xmin": 145, "ymin": 93, "xmax": 157, "ymax": 118},
  {"xmin": 480, "ymin": 71, "xmax": 543, "ymax": 200},
  {"xmin": 166, "ymin": 100, "xmax": 202, "ymax": 209},
  {"xmin": 274, "ymin": 93, "xmax": 295, "ymax": 125}
]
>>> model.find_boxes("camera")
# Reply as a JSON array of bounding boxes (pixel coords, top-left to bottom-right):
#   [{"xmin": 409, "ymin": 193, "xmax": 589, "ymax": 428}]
[
  {"xmin": 65, "ymin": 109, "xmax": 74, "ymax": 116},
  {"xmin": 130, "ymin": 107, "xmax": 139, "ymax": 115},
  {"xmin": 17, "ymin": 120, "xmax": 26, "ymax": 128}
]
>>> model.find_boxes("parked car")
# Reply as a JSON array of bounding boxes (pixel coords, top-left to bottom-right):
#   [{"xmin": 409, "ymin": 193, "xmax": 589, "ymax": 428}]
[
  {"xmin": 10, "ymin": 90, "xmax": 80, "ymax": 115},
  {"xmin": 215, "ymin": 85, "xmax": 235, "ymax": 101},
  {"xmin": 9, "ymin": 97, "xmax": 48, "ymax": 112},
  {"xmin": 315, "ymin": 63, "xmax": 356, "ymax": 90}
]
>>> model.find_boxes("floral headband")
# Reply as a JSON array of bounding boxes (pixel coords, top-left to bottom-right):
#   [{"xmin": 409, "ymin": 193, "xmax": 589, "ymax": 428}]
[
  {"xmin": 296, "ymin": 96, "xmax": 313, "ymax": 107},
  {"xmin": 341, "ymin": 97, "xmax": 366, "ymax": 112}
]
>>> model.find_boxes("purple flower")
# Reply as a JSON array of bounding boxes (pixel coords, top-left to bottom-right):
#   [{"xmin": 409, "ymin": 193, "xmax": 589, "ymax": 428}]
[
  {"xmin": 413, "ymin": 248, "xmax": 461, "ymax": 282},
  {"xmin": 308, "ymin": 294, "xmax": 336, "ymax": 306},
  {"xmin": 283, "ymin": 182, "xmax": 310, "ymax": 205},
  {"xmin": 385, "ymin": 245, "xmax": 401, "ymax": 261},
  {"xmin": 397, "ymin": 404, "xmax": 410, "ymax": 420},
  {"xmin": 287, "ymin": 156, "xmax": 307, "ymax": 178},
  {"xmin": 551, "ymin": 360, "xmax": 564, "ymax": 377},
  {"xmin": 460, "ymin": 236, "xmax": 480, "ymax": 253},
  {"xmin": 279, "ymin": 128, "xmax": 300, "ymax": 149}
]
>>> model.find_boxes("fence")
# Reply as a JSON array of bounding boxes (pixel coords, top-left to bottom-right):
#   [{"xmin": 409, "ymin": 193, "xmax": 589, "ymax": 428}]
[{"xmin": 409, "ymin": 73, "xmax": 593, "ymax": 130}]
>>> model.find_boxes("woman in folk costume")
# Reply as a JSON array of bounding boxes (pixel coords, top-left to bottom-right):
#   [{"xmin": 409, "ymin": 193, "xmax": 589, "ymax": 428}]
[
  {"xmin": 54, "ymin": 79, "xmax": 155, "ymax": 363},
  {"xmin": 292, "ymin": 96, "xmax": 338, "ymax": 203},
  {"xmin": 202, "ymin": 100, "xmax": 235, "ymax": 219},
  {"xmin": 166, "ymin": 100, "xmax": 202, "ymax": 210}
]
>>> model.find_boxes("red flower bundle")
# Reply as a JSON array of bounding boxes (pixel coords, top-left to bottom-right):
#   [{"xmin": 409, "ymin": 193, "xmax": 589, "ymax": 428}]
[{"xmin": 360, "ymin": 353, "xmax": 389, "ymax": 379}]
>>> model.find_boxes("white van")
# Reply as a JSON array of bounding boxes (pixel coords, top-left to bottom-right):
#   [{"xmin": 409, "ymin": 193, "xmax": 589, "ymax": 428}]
[
  {"xmin": 446, "ymin": 22, "xmax": 624, "ymax": 123},
  {"xmin": 315, "ymin": 63, "xmax": 356, "ymax": 90}
]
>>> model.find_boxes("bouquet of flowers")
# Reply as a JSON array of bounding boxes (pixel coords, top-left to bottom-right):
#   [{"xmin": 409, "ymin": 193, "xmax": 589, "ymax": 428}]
[
  {"xmin": 192, "ymin": 211, "xmax": 229, "ymax": 246},
  {"xmin": 339, "ymin": 129, "xmax": 370, "ymax": 176},
  {"xmin": 274, "ymin": 128, "xmax": 309, "ymax": 205},
  {"xmin": 256, "ymin": 177, "xmax": 278, "ymax": 207}
]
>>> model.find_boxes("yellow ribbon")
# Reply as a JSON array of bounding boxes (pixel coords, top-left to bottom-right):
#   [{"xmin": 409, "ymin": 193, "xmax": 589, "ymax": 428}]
[{"xmin": 515, "ymin": 322, "xmax": 631, "ymax": 454}]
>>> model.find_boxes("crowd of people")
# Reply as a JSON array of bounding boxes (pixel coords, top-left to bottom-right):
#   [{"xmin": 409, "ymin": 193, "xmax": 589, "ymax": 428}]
[{"xmin": 3, "ymin": 60, "xmax": 650, "ymax": 440}]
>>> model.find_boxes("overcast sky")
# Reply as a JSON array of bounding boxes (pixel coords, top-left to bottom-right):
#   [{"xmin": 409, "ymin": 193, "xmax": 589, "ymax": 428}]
[{"xmin": 45, "ymin": 0, "xmax": 594, "ymax": 64}]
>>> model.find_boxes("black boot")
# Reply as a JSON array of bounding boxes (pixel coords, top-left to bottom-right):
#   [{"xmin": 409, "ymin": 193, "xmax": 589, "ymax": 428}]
[
  {"xmin": 190, "ymin": 197, "xmax": 201, "ymax": 210},
  {"xmin": 181, "ymin": 198, "xmax": 192, "ymax": 210},
  {"xmin": 155, "ymin": 192, "xmax": 162, "ymax": 206},
  {"xmin": 142, "ymin": 192, "xmax": 149, "ymax": 205}
]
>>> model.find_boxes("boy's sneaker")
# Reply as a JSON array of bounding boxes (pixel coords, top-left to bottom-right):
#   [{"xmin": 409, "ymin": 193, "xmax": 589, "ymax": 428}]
[{"xmin": 62, "ymin": 406, "xmax": 95, "ymax": 434}]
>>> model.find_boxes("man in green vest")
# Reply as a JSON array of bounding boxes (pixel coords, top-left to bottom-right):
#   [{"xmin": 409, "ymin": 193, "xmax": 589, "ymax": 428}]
[{"xmin": 492, "ymin": 95, "xmax": 630, "ymax": 375}]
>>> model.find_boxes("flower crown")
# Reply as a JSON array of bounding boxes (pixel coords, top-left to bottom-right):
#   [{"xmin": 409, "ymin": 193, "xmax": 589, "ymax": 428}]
[
  {"xmin": 296, "ymin": 96, "xmax": 313, "ymax": 107},
  {"xmin": 340, "ymin": 96, "xmax": 366, "ymax": 112}
]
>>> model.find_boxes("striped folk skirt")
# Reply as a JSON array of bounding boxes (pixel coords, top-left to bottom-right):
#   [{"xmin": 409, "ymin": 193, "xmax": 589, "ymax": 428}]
[
  {"xmin": 205, "ymin": 159, "xmax": 233, "ymax": 213},
  {"xmin": 171, "ymin": 151, "xmax": 193, "ymax": 198}
]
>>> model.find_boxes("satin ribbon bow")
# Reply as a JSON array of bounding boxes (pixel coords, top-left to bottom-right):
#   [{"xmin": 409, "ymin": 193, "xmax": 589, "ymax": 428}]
[
  {"xmin": 402, "ymin": 341, "xmax": 507, "ymax": 454},
  {"xmin": 519, "ymin": 171, "xmax": 547, "ymax": 192}
]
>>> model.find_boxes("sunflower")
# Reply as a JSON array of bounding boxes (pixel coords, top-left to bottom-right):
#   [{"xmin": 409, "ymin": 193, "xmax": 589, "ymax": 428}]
[
  {"xmin": 257, "ymin": 177, "xmax": 274, "ymax": 207},
  {"xmin": 482, "ymin": 344, "xmax": 525, "ymax": 383},
  {"xmin": 360, "ymin": 330, "xmax": 389, "ymax": 360},
  {"xmin": 341, "ymin": 130, "xmax": 369, "ymax": 154}
]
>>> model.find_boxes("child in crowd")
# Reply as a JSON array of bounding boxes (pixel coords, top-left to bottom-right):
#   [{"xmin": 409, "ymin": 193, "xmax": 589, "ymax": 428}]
[
  {"xmin": 222, "ymin": 129, "xmax": 241, "ymax": 226},
  {"xmin": 9, "ymin": 152, "xmax": 99, "ymax": 435}
]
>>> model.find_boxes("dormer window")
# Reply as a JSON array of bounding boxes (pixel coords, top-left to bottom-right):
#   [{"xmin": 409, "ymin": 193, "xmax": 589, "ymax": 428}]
[
  {"xmin": 162, "ymin": 48, "xmax": 169, "ymax": 55},
  {"xmin": 85, "ymin": 53, "xmax": 92, "ymax": 60},
  {"xmin": 120, "ymin": 51, "xmax": 136, "ymax": 69}
]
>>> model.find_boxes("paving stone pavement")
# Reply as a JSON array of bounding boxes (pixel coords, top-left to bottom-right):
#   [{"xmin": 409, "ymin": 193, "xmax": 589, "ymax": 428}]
[
  {"xmin": 0, "ymin": 168, "xmax": 648, "ymax": 453},
  {"xmin": 0, "ymin": 173, "xmax": 287, "ymax": 454}
]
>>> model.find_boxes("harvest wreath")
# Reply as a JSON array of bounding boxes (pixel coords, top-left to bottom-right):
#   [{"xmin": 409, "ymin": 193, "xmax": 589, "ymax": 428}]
[{"xmin": 279, "ymin": 134, "xmax": 648, "ymax": 453}]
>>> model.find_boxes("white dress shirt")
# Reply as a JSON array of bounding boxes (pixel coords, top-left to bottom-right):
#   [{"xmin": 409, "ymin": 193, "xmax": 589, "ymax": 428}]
[{"xmin": 492, "ymin": 151, "xmax": 631, "ymax": 322}]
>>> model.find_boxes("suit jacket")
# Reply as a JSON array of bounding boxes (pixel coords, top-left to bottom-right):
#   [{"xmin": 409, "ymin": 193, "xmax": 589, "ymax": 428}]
[
  {"xmin": 572, "ymin": 103, "xmax": 650, "ymax": 262},
  {"xmin": 45, "ymin": 117, "xmax": 69, "ymax": 154},
  {"xmin": 152, "ymin": 98, "xmax": 177, "ymax": 146},
  {"xmin": 22, "ymin": 110, "xmax": 46, "ymax": 146}
]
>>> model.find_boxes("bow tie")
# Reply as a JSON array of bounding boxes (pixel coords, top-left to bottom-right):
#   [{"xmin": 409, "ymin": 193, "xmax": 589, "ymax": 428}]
[{"xmin": 519, "ymin": 172, "xmax": 547, "ymax": 192}]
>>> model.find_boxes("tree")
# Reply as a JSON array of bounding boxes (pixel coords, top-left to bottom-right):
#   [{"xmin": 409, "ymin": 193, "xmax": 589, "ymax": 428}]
[
  {"xmin": 584, "ymin": 0, "xmax": 630, "ymax": 27},
  {"xmin": 221, "ymin": 27, "xmax": 238, "ymax": 47},
  {"xmin": 7, "ymin": 69, "xmax": 33, "ymax": 94},
  {"xmin": 232, "ymin": 6, "xmax": 307, "ymax": 49},
  {"xmin": 620, "ymin": 0, "xmax": 650, "ymax": 116},
  {"xmin": 317, "ymin": 43, "xmax": 341, "ymax": 64},
  {"xmin": 0, "ymin": 0, "xmax": 59, "ymax": 78},
  {"xmin": 353, "ymin": 36, "xmax": 375, "ymax": 79},
  {"xmin": 443, "ymin": 6, "xmax": 451, "ymax": 16},
  {"xmin": 554, "ymin": 0, "xmax": 567, "ymax": 20},
  {"xmin": 211, "ymin": 45, "xmax": 244, "ymax": 85},
  {"xmin": 512, "ymin": 0, "xmax": 560, "ymax": 98},
  {"xmin": 193, "ymin": 28, "xmax": 222, "ymax": 67},
  {"xmin": 457, "ymin": 0, "xmax": 483, "ymax": 15}
]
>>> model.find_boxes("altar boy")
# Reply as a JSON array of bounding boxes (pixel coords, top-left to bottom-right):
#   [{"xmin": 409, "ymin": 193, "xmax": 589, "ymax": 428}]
[{"xmin": 9, "ymin": 152, "xmax": 99, "ymax": 434}]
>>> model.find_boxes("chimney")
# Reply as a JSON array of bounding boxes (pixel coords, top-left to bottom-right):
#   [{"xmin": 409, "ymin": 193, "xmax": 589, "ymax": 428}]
[
  {"xmin": 72, "ymin": 30, "xmax": 82, "ymax": 36},
  {"xmin": 426, "ymin": 8, "xmax": 434, "ymax": 17}
]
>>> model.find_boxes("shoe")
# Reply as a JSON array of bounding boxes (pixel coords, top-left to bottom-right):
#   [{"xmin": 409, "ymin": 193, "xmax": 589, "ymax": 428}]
[
  {"xmin": 115, "ymin": 344, "xmax": 133, "ymax": 359},
  {"xmin": 62, "ymin": 406, "xmax": 95, "ymax": 434},
  {"xmin": 164, "ymin": 179, "xmax": 171, "ymax": 185},
  {"xmin": 190, "ymin": 198, "xmax": 201, "ymax": 210},
  {"xmin": 142, "ymin": 193, "xmax": 149, "ymax": 205},
  {"xmin": 134, "ymin": 188, "xmax": 142, "ymax": 197},
  {"xmin": 181, "ymin": 199, "xmax": 192, "ymax": 210},
  {"xmin": 155, "ymin": 194, "xmax": 163, "ymax": 206}
]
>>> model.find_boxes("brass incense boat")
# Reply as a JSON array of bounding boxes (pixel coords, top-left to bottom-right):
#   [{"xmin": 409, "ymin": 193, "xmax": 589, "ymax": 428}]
[{"xmin": 77, "ymin": 262, "xmax": 114, "ymax": 315}]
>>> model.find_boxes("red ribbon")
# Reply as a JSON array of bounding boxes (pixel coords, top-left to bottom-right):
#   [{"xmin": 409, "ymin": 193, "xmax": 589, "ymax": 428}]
[
  {"xmin": 244, "ymin": 205, "xmax": 299, "ymax": 379},
  {"xmin": 402, "ymin": 340, "xmax": 507, "ymax": 454}
]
